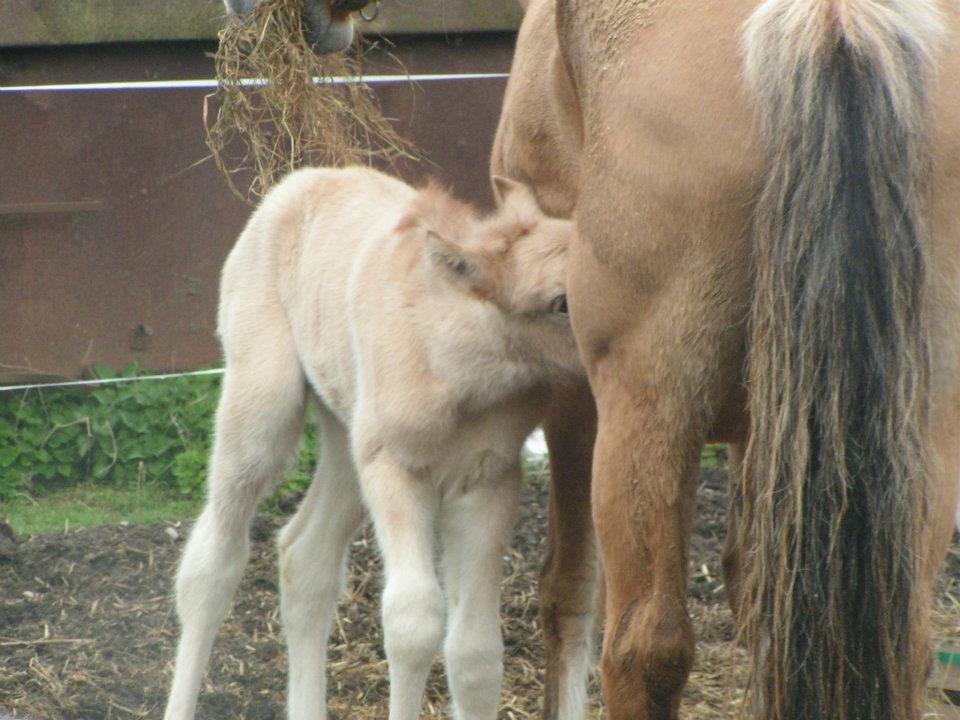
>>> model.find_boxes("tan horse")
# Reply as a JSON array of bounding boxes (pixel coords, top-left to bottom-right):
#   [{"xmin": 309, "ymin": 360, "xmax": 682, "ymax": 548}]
[{"xmin": 494, "ymin": 1, "xmax": 960, "ymax": 720}]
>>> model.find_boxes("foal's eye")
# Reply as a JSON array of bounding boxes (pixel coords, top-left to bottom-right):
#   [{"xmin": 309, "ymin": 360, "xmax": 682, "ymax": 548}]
[{"xmin": 550, "ymin": 295, "xmax": 569, "ymax": 315}]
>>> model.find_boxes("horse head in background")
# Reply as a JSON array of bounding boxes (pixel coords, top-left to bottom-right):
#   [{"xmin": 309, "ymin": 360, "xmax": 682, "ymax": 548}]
[{"xmin": 221, "ymin": 0, "xmax": 378, "ymax": 54}]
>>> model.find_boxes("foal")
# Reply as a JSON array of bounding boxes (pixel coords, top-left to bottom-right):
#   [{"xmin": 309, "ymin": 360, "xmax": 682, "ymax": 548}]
[{"xmin": 163, "ymin": 166, "xmax": 582, "ymax": 720}]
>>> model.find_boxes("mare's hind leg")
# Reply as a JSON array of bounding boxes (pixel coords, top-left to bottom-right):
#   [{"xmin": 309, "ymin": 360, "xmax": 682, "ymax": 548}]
[
  {"xmin": 164, "ymin": 321, "xmax": 306, "ymax": 720},
  {"xmin": 438, "ymin": 460, "xmax": 522, "ymax": 720},
  {"xmin": 567, "ymin": 203, "xmax": 746, "ymax": 720},
  {"xmin": 720, "ymin": 442, "xmax": 746, "ymax": 630},
  {"xmin": 539, "ymin": 383, "xmax": 600, "ymax": 720},
  {"xmin": 587, "ymin": 389, "xmax": 701, "ymax": 720},
  {"xmin": 278, "ymin": 406, "xmax": 366, "ymax": 720}
]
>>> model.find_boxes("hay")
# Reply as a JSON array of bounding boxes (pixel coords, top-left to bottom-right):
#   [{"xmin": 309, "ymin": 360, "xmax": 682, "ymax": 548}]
[{"xmin": 206, "ymin": 0, "xmax": 414, "ymax": 202}]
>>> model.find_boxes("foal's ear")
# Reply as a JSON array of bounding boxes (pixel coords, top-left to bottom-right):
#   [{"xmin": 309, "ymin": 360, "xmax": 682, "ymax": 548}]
[
  {"xmin": 426, "ymin": 231, "xmax": 478, "ymax": 280},
  {"xmin": 491, "ymin": 175, "xmax": 540, "ymax": 214},
  {"xmin": 399, "ymin": 182, "xmax": 484, "ymax": 281}
]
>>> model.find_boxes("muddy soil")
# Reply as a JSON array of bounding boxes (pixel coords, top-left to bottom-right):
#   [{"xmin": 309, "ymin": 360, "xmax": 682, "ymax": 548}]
[{"xmin": 1, "ymin": 466, "xmax": 958, "ymax": 720}]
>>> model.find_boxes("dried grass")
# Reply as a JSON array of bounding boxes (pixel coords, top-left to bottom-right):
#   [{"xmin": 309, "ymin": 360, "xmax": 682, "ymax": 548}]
[{"xmin": 206, "ymin": 0, "xmax": 414, "ymax": 202}]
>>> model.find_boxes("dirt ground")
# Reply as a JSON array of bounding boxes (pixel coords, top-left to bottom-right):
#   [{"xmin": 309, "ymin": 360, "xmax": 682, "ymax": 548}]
[{"xmin": 2, "ymin": 464, "xmax": 959, "ymax": 720}]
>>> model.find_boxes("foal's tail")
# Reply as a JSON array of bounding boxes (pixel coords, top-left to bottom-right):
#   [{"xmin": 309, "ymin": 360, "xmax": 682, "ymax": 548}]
[{"xmin": 740, "ymin": 1, "xmax": 942, "ymax": 720}]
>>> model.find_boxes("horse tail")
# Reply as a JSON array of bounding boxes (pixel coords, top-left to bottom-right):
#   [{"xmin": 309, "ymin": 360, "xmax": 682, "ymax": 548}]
[{"xmin": 739, "ymin": 1, "xmax": 942, "ymax": 719}]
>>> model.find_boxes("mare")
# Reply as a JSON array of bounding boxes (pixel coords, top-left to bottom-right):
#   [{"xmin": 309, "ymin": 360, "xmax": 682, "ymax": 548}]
[
  {"xmin": 162, "ymin": 166, "xmax": 582, "ymax": 720},
  {"xmin": 492, "ymin": 1, "xmax": 960, "ymax": 719}
]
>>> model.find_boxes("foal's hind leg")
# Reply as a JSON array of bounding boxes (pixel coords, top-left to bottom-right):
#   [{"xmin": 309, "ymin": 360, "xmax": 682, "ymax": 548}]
[
  {"xmin": 164, "ymin": 324, "xmax": 306, "ymax": 720},
  {"xmin": 278, "ymin": 406, "xmax": 366, "ymax": 720},
  {"xmin": 438, "ymin": 461, "xmax": 522, "ymax": 720},
  {"xmin": 539, "ymin": 384, "xmax": 600, "ymax": 720}
]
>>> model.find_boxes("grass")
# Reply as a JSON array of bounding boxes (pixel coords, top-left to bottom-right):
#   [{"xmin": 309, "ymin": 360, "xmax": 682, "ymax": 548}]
[
  {"xmin": 1, "ymin": 483, "xmax": 202, "ymax": 536},
  {"xmin": 1, "ymin": 444, "xmax": 726, "ymax": 538}
]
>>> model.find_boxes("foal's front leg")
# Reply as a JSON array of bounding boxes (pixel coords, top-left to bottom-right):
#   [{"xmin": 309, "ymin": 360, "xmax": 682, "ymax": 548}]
[
  {"xmin": 359, "ymin": 452, "xmax": 445, "ymax": 720},
  {"xmin": 438, "ymin": 462, "xmax": 522, "ymax": 720}
]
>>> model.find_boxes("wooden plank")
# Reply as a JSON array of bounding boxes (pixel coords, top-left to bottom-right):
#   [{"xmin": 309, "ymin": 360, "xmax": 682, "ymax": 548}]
[
  {"xmin": 0, "ymin": 37, "xmax": 512, "ymax": 380},
  {"xmin": 0, "ymin": 201, "xmax": 104, "ymax": 217},
  {"xmin": 0, "ymin": 0, "xmax": 522, "ymax": 47}
]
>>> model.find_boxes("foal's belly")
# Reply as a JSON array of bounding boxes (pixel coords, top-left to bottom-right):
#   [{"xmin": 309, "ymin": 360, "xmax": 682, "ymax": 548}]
[
  {"xmin": 388, "ymin": 396, "xmax": 545, "ymax": 494},
  {"xmin": 303, "ymin": 360, "xmax": 356, "ymax": 427},
  {"xmin": 428, "ymin": 441, "xmax": 523, "ymax": 497}
]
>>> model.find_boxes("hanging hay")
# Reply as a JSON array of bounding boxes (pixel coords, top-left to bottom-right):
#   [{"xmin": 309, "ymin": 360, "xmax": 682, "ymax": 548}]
[{"xmin": 206, "ymin": 0, "xmax": 415, "ymax": 202}]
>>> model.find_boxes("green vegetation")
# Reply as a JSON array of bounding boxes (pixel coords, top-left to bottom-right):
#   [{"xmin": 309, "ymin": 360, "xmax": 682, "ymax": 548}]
[
  {"xmin": 700, "ymin": 444, "xmax": 728, "ymax": 469},
  {"xmin": 3, "ymin": 483, "xmax": 201, "ymax": 536},
  {"xmin": 0, "ymin": 363, "xmax": 317, "ymax": 534},
  {"xmin": 1, "ymin": 362, "xmax": 729, "ymax": 536},
  {"xmin": 0, "ymin": 363, "xmax": 220, "ymax": 500}
]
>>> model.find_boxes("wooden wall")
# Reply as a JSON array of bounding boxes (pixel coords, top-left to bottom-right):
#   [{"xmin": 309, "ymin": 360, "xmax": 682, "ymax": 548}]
[{"xmin": 0, "ymin": 34, "xmax": 516, "ymax": 383}]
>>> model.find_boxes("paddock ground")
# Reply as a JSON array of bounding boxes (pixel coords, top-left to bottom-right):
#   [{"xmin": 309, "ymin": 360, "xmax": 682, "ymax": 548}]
[{"xmin": 2, "ymin": 464, "xmax": 959, "ymax": 720}]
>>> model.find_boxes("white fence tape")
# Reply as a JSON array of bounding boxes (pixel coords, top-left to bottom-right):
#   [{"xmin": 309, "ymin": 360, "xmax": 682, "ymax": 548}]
[
  {"xmin": 0, "ymin": 368, "xmax": 550, "ymax": 458},
  {"xmin": 0, "ymin": 72, "xmax": 508, "ymax": 390},
  {"xmin": 0, "ymin": 73, "xmax": 509, "ymax": 94},
  {"xmin": 0, "ymin": 369, "xmax": 225, "ymax": 394}
]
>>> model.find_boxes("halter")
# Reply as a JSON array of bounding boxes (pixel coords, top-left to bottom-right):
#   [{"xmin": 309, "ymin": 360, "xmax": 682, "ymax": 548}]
[
  {"xmin": 329, "ymin": 0, "xmax": 380, "ymax": 19},
  {"xmin": 330, "ymin": 0, "xmax": 372, "ymax": 10},
  {"xmin": 359, "ymin": 0, "xmax": 381, "ymax": 22}
]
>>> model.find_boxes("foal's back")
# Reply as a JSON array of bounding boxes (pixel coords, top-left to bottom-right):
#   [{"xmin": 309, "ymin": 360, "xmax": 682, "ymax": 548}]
[
  {"xmin": 220, "ymin": 165, "xmax": 576, "ymax": 457},
  {"xmin": 219, "ymin": 166, "xmax": 416, "ymax": 422}
]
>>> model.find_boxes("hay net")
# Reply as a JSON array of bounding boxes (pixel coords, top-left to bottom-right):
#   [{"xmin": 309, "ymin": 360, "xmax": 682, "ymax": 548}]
[{"xmin": 207, "ymin": 0, "xmax": 413, "ymax": 202}]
